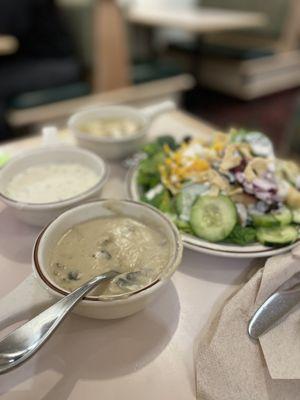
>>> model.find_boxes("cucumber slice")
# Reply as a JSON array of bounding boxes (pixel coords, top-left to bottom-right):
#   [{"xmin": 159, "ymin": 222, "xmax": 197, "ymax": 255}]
[
  {"xmin": 252, "ymin": 212, "xmax": 277, "ymax": 228},
  {"xmin": 190, "ymin": 195, "xmax": 237, "ymax": 242},
  {"xmin": 292, "ymin": 209, "xmax": 300, "ymax": 224},
  {"xmin": 252, "ymin": 207, "xmax": 292, "ymax": 227},
  {"xmin": 257, "ymin": 225, "xmax": 298, "ymax": 246},
  {"xmin": 273, "ymin": 207, "xmax": 292, "ymax": 226},
  {"xmin": 175, "ymin": 183, "xmax": 209, "ymax": 221}
]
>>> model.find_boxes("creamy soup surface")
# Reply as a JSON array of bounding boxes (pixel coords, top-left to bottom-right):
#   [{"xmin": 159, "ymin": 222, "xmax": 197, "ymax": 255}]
[
  {"xmin": 79, "ymin": 117, "xmax": 141, "ymax": 139},
  {"xmin": 49, "ymin": 216, "xmax": 170, "ymax": 297},
  {"xmin": 5, "ymin": 163, "xmax": 99, "ymax": 203}
]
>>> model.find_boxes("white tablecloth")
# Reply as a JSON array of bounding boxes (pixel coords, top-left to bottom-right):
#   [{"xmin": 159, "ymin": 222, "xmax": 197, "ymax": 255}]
[{"xmin": 0, "ymin": 111, "xmax": 255, "ymax": 399}]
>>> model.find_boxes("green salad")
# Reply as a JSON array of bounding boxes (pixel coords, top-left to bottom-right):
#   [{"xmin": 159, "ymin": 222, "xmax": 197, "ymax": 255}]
[{"xmin": 136, "ymin": 131, "xmax": 300, "ymax": 246}]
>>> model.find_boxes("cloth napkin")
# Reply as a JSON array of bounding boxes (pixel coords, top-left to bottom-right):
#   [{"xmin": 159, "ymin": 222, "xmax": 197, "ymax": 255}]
[{"xmin": 195, "ymin": 246, "xmax": 300, "ymax": 400}]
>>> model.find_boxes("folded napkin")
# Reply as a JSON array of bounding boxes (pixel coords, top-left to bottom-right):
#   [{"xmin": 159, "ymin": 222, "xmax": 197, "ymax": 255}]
[{"xmin": 195, "ymin": 247, "xmax": 300, "ymax": 400}]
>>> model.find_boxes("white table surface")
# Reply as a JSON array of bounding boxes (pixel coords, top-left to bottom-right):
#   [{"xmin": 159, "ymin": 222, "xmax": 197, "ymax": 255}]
[
  {"xmin": 127, "ymin": 6, "xmax": 267, "ymax": 34},
  {"xmin": 0, "ymin": 111, "xmax": 258, "ymax": 399}
]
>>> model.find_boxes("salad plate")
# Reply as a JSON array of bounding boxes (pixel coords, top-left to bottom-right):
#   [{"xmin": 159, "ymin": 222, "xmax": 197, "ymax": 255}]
[
  {"xmin": 127, "ymin": 166, "xmax": 298, "ymax": 258},
  {"xmin": 126, "ymin": 132, "xmax": 300, "ymax": 258}
]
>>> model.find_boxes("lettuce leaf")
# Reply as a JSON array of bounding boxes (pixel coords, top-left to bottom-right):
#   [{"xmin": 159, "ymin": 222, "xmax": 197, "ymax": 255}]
[
  {"xmin": 225, "ymin": 225, "xmax": 257, "ymax": 245},
  {"xmin": 142, "ymin": 135, "xmax": 178, "ymax": 156},
  {"xmin": 138, "ymin": 136, "xmax": 180, "ymax": 191},
  {"xmin": 137, "ymin": 151, "xmax": 165, "ymax": 190},
  {"xmin": 146, "ymin": 188, "xmax": 174, "ymax": 214},
  {"xmin": 175, "ymin": 219, "xmax": 193, "ymax": 234}
]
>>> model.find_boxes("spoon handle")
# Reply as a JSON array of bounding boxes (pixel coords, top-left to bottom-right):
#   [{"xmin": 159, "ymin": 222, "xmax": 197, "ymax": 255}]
[{"xmin": 0, "ymin": 270, "xmax": 117, "ymax": 374}]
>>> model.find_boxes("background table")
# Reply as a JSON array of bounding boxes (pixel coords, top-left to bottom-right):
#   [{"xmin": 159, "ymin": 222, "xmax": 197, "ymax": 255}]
[
  {"xmin": 94, "ymin": 2, "xmax": 267, "ymax": 91},
  {"xmin": 127, "ymin": 6, "xmax": 266, "ymax": 33},
  {"xmin": 0, "ymin": 110, "xmax": 261, "ymax": 400}
]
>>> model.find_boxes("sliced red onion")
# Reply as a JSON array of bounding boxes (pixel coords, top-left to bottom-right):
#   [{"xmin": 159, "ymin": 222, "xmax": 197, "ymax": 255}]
[
  {"xmin": 235, "ymin": 172, "xmax": 245, "ymax": 184},
  {"xmin": 253, "ymin": 178, "xmax": 277, "ymax": 192}
]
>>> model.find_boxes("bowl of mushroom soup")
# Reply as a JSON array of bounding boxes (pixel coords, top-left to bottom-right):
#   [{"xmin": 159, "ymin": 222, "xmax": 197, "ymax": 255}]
[{"xmin": 0, "ymin": 200, "xmax": 182, "ymax": 321}]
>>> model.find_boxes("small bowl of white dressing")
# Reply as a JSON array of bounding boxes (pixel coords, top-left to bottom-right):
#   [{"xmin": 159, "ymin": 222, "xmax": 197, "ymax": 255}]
[{"xmin": 0, "ymin": 145, "xmax": 108, "ymax": 226}]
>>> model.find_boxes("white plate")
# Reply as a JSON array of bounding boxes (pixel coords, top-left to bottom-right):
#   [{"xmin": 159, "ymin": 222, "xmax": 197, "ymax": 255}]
[{"xmin": 126, "ymin": 165, "xmax": 299, "ymax": 259}]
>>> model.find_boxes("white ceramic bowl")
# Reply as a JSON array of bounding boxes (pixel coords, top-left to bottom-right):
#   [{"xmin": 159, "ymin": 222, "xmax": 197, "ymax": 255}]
[
  {"xmin": 68, "ymin": 101, "xmax": 175, "ymax": 160},
  {"xmin": 0, "ymin": 145, "xmax": 108, "ymax": 227},
  {"xmin": 32, "ymin": 199, "xmax": 183, "ymax": 319}
]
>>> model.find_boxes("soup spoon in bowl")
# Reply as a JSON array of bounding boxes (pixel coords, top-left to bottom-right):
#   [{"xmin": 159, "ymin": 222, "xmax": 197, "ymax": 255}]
[{"xmin": 0, "ymin": 269, "xmax": 153, "ymax": 375}]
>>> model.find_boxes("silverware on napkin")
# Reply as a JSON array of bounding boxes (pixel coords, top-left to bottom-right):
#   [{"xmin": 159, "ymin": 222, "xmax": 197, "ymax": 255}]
[{"xmin": 248, "ymin": 271, "xmax": 300, "ymax": 339}]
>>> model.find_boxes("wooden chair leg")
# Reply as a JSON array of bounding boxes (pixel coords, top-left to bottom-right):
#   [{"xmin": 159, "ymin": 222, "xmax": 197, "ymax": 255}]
[{"xmin": 92, "ymin": 0, "xmax": 131, "ymax": 92}]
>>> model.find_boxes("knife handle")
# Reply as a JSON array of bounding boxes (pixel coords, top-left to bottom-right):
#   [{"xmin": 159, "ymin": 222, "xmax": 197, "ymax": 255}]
[{"xmin": 248, "ymin": 288, "xmax": 300, "ymax": 339}]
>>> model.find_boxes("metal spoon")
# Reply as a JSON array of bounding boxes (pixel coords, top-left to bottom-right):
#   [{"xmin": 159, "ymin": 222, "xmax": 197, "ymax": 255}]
[
  {"xmin": 0, "ymin": 266, "xmax": 161, "ymax": 374},
  {"xmin": 0, "ymin": 268, "xmax": 158, "ymax": 374},
  {"xmin": 0, "ymin": 270, "xmax": 120, "ymax": 374}
]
